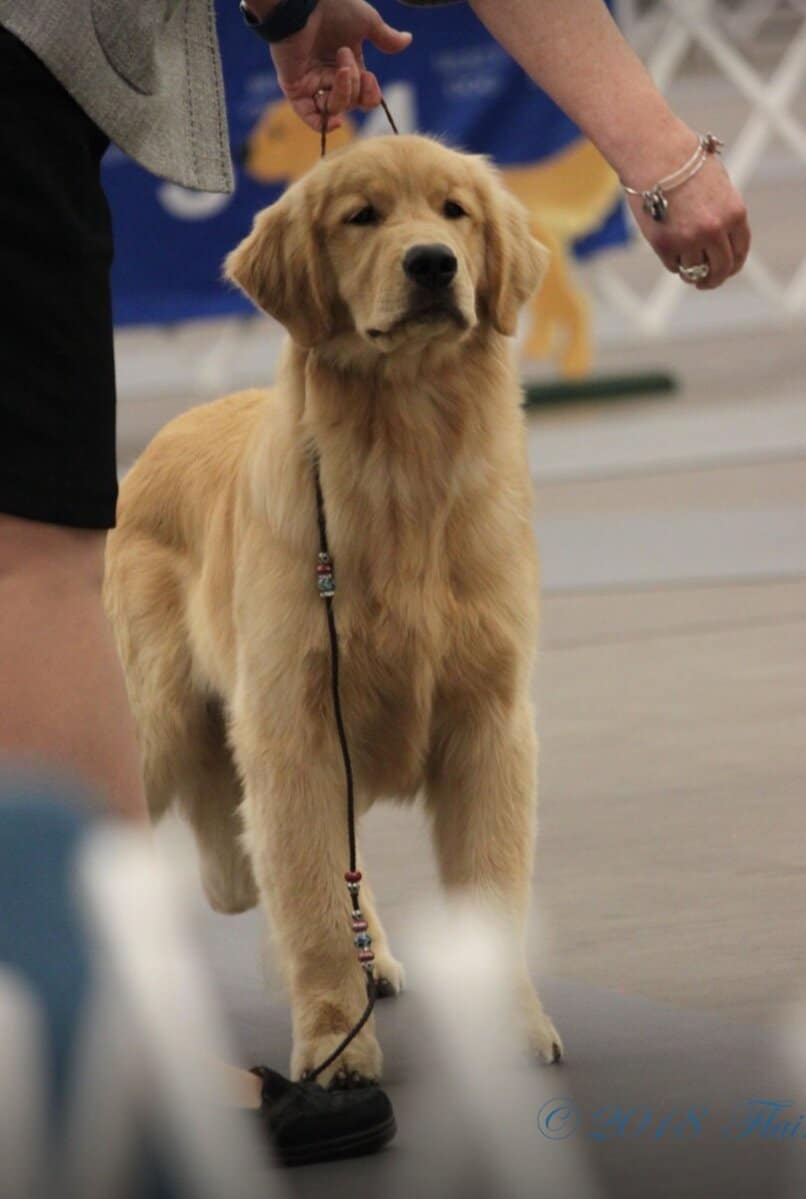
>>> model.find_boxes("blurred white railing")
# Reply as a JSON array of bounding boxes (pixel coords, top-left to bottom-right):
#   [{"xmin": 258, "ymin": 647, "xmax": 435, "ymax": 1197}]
[{"xmin": 63, "ymin": 829, "xmax": 279, "ymax": 1199}]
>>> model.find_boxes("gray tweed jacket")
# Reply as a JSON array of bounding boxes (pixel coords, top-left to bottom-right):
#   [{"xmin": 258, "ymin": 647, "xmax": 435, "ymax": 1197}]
[
  {"xmin": 1, "ymin": 0, "xmax": 232, "ymax": 193},
  {"xmin": 0, "ymin": 0, "xmax": 461, "ymax": 194}
]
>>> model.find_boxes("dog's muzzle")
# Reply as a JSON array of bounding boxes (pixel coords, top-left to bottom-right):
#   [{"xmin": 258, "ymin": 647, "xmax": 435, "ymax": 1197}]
[{"xmin": 366, "ymin": 244, "xmax": 465, "ymax": 340}]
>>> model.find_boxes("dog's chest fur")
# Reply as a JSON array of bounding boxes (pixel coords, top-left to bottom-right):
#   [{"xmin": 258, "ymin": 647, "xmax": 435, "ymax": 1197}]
[
  {"xmin": 301, "ymin": 481, "xmax": 524, "ymax": 801},
  {"xmin": 327, "ymin": 587, "xmax": 444, "ymax": 800},
  {"xmin": 224, "ymin": 347, "xmax": 536, "ymax": 801}
]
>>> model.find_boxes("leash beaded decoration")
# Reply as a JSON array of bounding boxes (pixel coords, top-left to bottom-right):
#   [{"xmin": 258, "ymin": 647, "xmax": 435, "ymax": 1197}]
[
  {"xmin": 302, "ymin": 468, "xmax": 378, "ymax": 1082},
  {"xmin": 302, "ymin": 89, "xmax": 398, "ymax": 1083}
]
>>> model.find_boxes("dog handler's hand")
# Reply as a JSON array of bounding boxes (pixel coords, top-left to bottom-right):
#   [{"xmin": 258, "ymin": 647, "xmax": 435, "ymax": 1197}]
[
  {"xmin": 269, "ymin": 0, "xmax": 412, "ymax": 132},
  {"xmin": 623, "ymin": 131, "xmax": 751, "ymax": 291}
]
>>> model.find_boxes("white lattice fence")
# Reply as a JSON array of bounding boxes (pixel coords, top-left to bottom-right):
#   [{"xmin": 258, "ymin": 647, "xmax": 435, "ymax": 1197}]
[{"xmin": 597, "ymin": 0, "xmax": 806, "ymax": 335}]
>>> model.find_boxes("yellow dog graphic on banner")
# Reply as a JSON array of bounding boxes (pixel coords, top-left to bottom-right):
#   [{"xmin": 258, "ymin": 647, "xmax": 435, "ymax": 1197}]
[{"xmin": 241, "ymin": 100, "xmax": 621, "ymax": 377}]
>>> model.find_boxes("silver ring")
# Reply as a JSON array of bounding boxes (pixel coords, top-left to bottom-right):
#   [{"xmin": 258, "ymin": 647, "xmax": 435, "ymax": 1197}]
[
  {"xmin": 315, "ymin": 87, "xmax": 330, "ymax": 97},
  {"xmin": 678, "ymin": 262, "xmax": 710, "ymax": 283}
]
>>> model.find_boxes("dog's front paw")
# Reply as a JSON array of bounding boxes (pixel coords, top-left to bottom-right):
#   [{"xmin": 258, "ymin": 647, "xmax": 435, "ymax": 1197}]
[
  {"xmin": 526, "ymin": 1005, "xmax": 564, "ymax": 1065},
  {"xmin": 371, "ymin": 950, "xmax": 406, "ymax": 999},
  {"xmin": 291, "ymin": 997, "xmax": 381, "ymax": 1093},
  {"xmin": 517, "ymin": 982, "xmax": 563, "ymax": 1064},
  {"xmin": 292, "ymin": 1019, "xmax": 383, "ymax": 1088}
]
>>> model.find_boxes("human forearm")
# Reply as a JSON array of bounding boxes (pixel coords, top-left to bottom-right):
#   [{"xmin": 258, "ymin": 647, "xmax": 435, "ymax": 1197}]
[
  {"xmin": 467, "ymin": 0, "xmax": 696, "ymax": 188},
  {"xmin": 468, "ymin": 0, "xmax": 749, "ymax": 287}
]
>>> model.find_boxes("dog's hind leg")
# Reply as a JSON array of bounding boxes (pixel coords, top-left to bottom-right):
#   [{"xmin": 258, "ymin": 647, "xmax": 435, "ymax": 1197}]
[
  {"xmin": 177, "ymin": 702, "xmax": 258, "ymax": 915},
  {"xmin": 104, "ymin": 537, "xmax": 203, "ymax": 823},
  {"xmin": 104, "ymin": 536, "xmax": 257, "ymax": 913}
]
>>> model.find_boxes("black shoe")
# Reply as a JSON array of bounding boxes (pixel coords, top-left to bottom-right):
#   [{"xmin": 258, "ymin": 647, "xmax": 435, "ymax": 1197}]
[{"xmin": 250, "ymin": 1066, "xmax": 397, "ymax": 1167}]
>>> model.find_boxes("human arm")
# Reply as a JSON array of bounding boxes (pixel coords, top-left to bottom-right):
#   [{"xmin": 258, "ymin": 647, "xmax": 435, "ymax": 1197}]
[{"xmin": 467, "ymin": 0, "xmax": 749, "ymax": 287}]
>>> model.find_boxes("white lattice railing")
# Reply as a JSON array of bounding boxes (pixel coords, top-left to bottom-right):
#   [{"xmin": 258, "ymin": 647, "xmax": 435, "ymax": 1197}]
[{"xmin": 595, "ymin": 0, "xmax": 806, "ymax": 335}]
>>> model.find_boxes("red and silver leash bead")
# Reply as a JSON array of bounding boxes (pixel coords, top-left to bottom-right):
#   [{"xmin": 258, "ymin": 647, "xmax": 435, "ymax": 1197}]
[
  {"xmin": 345, "ymin": 870, "xmax": 375, "ymax": 971},
  {"xmin": 316, "ymin": 551, "xmax": 335, "ymax": 598}
]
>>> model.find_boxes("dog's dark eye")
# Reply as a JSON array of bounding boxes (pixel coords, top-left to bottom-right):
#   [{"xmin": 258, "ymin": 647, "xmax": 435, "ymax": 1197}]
[
  {"xmin": 346, "ymin": 205, "xmax": 379, "ymax": 226},
  {"xmin": 443, "ymin": 200, "xmax": 467, "ymax": 220}
]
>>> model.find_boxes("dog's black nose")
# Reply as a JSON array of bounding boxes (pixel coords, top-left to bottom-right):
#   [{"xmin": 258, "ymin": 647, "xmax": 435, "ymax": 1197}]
[{"xmin": 403, "ymin": 244, "xmax": 458, "ymax": 290}]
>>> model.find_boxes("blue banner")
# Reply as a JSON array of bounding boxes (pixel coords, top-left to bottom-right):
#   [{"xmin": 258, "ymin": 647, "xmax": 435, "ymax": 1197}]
[{"xmin": 104, "ymin": 0, "xmax": 629, "ymax": 327}]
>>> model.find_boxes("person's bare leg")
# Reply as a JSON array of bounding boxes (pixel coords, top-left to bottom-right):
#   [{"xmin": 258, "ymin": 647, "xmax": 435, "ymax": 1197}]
[{"xmin": 0, "ymin": 514, "xmax": 146, "ymax": 819}]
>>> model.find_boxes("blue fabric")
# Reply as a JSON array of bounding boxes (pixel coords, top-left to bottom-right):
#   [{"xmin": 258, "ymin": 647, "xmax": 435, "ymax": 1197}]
[
  {"xmin": 0, "ymin": 778, "xmax": 180, "ymax": 1197},
  {"xmin": 0, "ymin": 779, "xmax": 93, "ymax": 1115},
  {"xmin": 104, "ymin": 0, "xmax": 629, "ymax": 327}
]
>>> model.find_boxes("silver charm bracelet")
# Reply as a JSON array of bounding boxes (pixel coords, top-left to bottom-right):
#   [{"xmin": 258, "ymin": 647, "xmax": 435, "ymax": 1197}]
[{"xmin": 622, "ymin": 133, "xmax": 724, "ymax": 221}]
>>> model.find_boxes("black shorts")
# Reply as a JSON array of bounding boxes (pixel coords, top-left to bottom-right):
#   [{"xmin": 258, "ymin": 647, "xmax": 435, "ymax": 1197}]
[{"xmin": 0, "ymin": 27, "xmax": 118, "ymax": 529}]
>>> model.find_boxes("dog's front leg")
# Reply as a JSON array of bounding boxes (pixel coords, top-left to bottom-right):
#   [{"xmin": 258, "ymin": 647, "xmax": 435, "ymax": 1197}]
[
  {"xmin": 239, "ymin": 750, "xmax": 383, "ymax": 1087},
  {"xmin": 426, "ymin": 700, "xmax": 563, "ymax": 1064}
]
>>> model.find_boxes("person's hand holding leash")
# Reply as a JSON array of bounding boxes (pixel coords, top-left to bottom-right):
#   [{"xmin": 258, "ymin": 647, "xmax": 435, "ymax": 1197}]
[{"xmin": 268, "ymin": 0, "xmax": 412, "ymax": 131}]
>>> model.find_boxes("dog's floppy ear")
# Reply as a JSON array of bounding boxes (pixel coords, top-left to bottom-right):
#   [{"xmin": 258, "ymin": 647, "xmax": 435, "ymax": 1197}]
[
  {"xmin": 224, "ymin": 188, "xmax": 333, "ymax": 348},
  {"xmin": 483, "ymin": 182, "xmax": 549, "ymax": 336}
]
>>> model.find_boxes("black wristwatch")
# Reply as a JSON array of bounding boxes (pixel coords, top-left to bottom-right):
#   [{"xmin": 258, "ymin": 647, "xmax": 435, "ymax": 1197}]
[{"xmin": 239, "ymin": 0, "xmax": 320, "ymax": 44}]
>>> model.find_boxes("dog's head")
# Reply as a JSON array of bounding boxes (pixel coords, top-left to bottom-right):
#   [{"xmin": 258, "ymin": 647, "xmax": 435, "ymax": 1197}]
[{"xmin": 225, "ymin": 134, "xmax": 548, "ymax": 355}]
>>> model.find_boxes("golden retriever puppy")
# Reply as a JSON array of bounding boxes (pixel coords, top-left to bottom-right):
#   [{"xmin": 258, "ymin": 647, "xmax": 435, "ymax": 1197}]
[{"xmin": 104, "ymin": 134, "xmax": 562, "ymax": 1086}]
